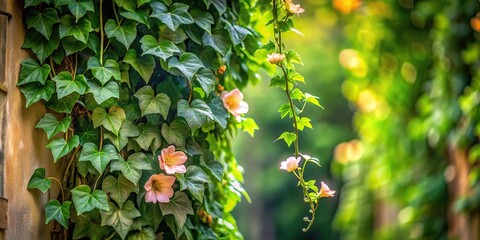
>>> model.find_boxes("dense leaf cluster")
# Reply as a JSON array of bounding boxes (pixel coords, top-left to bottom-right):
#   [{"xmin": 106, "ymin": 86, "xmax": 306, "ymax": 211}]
[{"xmin": 21, "ymin": 0, "xmax": 263, "ymax": 239}]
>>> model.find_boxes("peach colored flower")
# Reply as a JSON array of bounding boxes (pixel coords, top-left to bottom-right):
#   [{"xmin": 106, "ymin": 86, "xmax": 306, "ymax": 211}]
[
  {"xmin": 144, "ymin": 173, "xmax": 175, "ymax": 203},
  {"xmin": 284, "ymin": 0, "xmax": 305, "ymax": 14},
  {"xmin": 159, "ymin": 145, "xmax": 187, "ymax": 174},
  {"xmin": 221, "ymin": 89, "xmax": 249, "ymax": 121},
  {"xmin": 280, "ymin": 156, "xmax": 301, "ymax": 172},
  {"xmin": 318, "ymin": 182, "xmax": 335, "ymax": 198},
  {"xmin": 267, "ymin": 53, "xmax": 286, "ymax": 64}
]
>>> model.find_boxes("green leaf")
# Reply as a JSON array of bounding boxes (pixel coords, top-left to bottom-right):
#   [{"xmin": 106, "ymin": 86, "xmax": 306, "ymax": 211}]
[
  {"xmin": 114, "ymin": 0, "xmax": 136, "ymax": 12},
  {"xmin": 134, "ymin": 86, "xmax": 171, "ymax": 118},
  {"xmin": 139, "ymin": 202, "xmax": 163, "ymax": 231},
  {"xmin": 22, "ymin": 29, "xmax": 60, "ymax": 63},
  {"xmin": 52, "ymin": 72, "xmax": 88, "ymax": 98},
  {"xmin": 27, "ymin": 168, "xmax": 51, "ymax": 193},
  {"xmin": 100, "ymin": 201, "xmax": 141, "ymax": 240},
  {"xmin": 178, "ymin": 166, "xmax": 210, "ymax": 202},
  {"xmin": 159, "ymin": 191, "xmax": 193, "ymax": 229},
  {"xmin": 104, "ymin": 120, "xmax": 140, "ymax": 150},
  {"xmin": 25, "ymin": 8, "xmax": 59, "ymax": 40},
  {"xmin": 276, "ymin": 132, "xmax": 296, "ymax": 147},
  {"xmin": 135, "ymin": 124, "xmax": 162, "ymax": 152},
  {"xmin": 190, "ymin": 9, "xmax": 213, "ymax": 34},
  {"xmin": 76, "ymin": 115, "xmax": 100, "ymax": 145},
  {"xmin": 137, "ymin": 0, "xmax": 151, "ymax": 7},
  {"xmin": 45, "ymin": 93, "xmax": 79, "ymax": 113},
  {"xmin": 202, "ymin": 31, "xmax": 230, "ymax": 56},
  {"xmin": 71, "ymin": 185, "xmax": 109, "ymax": 215},
  {"xmin": 119, "ymin": 8, "xmax": 150, "ymax": 27},
  {"xmin": 59, "ymin": 15, "xmax": 92, "ymax": 44},
  {"xmin": 92, "ymin": 106, "xmax": 126, "ymax": 136},
  {"xmin": 161, "ymin": 119, "xmax": 190, "ymax": 147},
  {"xmin": 87, "ymin": 57, "xmax": 121, "ymax": 85},
  {"xmin": 224, "ymin": 22, "xmax": 250, "ymax": 45},
  {"xmin": 45, "ymin": 200, "xmax": 71, "ymax": 229},
  {"xmin": 150, "ymin": 2, "xmax": 194, "ymax": 31},
  {"xmin": 46, "ymin": 135, "xmax": 80, "ymax": 162},
  {"xmin": 123, "ymin": 49, "xmax": 155, "ymax": 83},
  {"xmin": 35, "ymin": 113, "xmax": 72, "ymax": 140},
  {"xmin": 286, "ymin": 49, "xmax": 303, "ymax": 65},
  {"xmin": 18, "ymin": 58, "xmax": 51, "ymax": 86},
  {"xmin": 139, "ymin": 35, "xmax": 180, "ymax": 61},
  {"xmin": 305, "ymin": 93, "xmax": 323, "ymax": 108},
  {"xmin": 53, "ymin": 0, "xmax": 70, "ymax": 7},
  {"xmin": 24, "ymin": 0, "xmax": 51, "ymax": 8},
  {"xmin": 297, "ymin": 117, "xmax": 313, "ymax": 131},
  {"xmin": 87, "ymin": 80, "xmax": 120, "ymax": 104},
  {"xmin": 19, "ymin": 81, "xmax": 55, "ymax": 107},
  {"xmin": 211, "ymin": 0, "xmax": 226, "ymax": 14},
  {"xmin": 177, "ymin": 99, "xmax": 213, "ymax": 130},
  {"xmin": 127, "ymin": 227, "xmax": 156, "ymax": 240},
  {"xmin": 102, "ymin": 175, "xmax": 138, "ymax": 207},
  {"xmin": 241, "ymin": 117, "xmax": 259, "ymax": 137},
  {"xmin": 207, "ymin": 97, "xmax": 229, "ymax": 129},
  {"xmin": 68, "ymin": 0, "xmax": 95, "ymax": 22},
  {"xmin": 167, "ymin": 53, "xmax": 204, "ymax": 80},
  {"xmin": 105, "ymin": 19, "xmax": 137, "ymax": 49},
  {"xmin": 61, "ymin": 36, "xmax": 88, "ymax": 56},
  {"xmin": 193, "ymin": 68, "xmax": 215, "ymax": 94},
  {"xmin": 111, "ymin": 153, "xmax": 152, "ymax": 185},
  {"xmin": 79, "ymin": 142, "xmax": 119, "ymax": 173},
  {"xmin": 73, "ymin": 209, "xmax": 111, "ymax": 239},
  {"xmin": 201, "ymin": 159, "xmax": 223, "ymax": 183}
]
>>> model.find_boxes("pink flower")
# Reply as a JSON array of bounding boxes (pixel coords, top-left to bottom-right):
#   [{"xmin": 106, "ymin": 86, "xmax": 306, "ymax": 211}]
[
  {"xmin": 159, "ymin": 145, "xmax": 188, "ymax": 174},
  {"xmin": 144, "ymin": 173, "xmax": 175, "ymax": 203},
  {"xmin": 318, "ymin": 182, "xmax": 335, "ymax": 198},
  {"xmin": 221, "ymin": 89, "xmax": 249, "ymax": 121},
  {"xmin": 267, "ymin": 53, "xmax": 286, "ymax": 64},
  {"xmin": 285, "ymin": 0, "xmax": 305, "ymax": 14},
  {"xmin": 280, "ymin": 156, "xmax": 301, "ymax": 172}
]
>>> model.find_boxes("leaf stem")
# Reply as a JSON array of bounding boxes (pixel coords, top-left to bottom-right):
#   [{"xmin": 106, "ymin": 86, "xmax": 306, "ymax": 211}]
[
  {"xmin": 63, "ymin": 146, "xmax": 81, "ymax": 183},
  {"xmin": 49, "ymin": 57, "xmax": 57, "ymax": 76},
  {"xmin": 112, "ymin": 0, "xmax": 119, "ymax": 24},
  {"xmin": 99, "ymin": 126, "xmax": 104, "ymax": 151},
  {"xmin": 99, "ymin": 0, "xmax": 104, "ymax": 65},
  {"xmin": 47, "ymin": 177, "xmax": 65, "ymax": 202}
]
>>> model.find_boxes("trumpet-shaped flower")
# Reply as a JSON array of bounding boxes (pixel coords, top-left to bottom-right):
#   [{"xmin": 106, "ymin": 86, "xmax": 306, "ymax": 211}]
[
  {"xmin": 284, "ymin": 0, "xmax": 305, "ymax": 14},
  {"xmin": 318, "ymin": 182, "xmax": 335, "ymax": 198},
  {"xmin": 159, "ymin": 145, "xmax": 188, "ymax": 174},
  {"xmin": 280, "ymin": 156, "xmax": 301, "ymax": 172},
  {"xmin": 144, "ymin": 173, "xmax": 175, "ymax": 203},
  {"xmin": 221, "ymin": 89, "xmax": 249, "ymax": 121},
  {"xmin": 267, "ymin": 53, "xmax": 286, "ymax": 65}
]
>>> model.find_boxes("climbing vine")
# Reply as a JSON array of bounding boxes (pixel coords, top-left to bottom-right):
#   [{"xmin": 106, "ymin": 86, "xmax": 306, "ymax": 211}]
[{"xmin": 19, "ymin": 0, "xmax": 331, "ymax": 239}]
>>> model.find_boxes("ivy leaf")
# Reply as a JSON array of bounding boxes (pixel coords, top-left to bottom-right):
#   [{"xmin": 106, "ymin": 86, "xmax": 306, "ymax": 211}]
[
  {"xmin": 111, "ymin": 153, "xmax": 152, "ymax": 185},
  {"xmin": 25, "ymin": 8, "xmax": 59, "ymax": 40},
  {"xmin": 202, "ymin": 31, "xmax": 230, "ymax": 56},
  {"xmin": 104, "ymin": 120, "xmax": 140, "ymax": 150},
  {"xmin": 137, "ymin": 0, "xmax": 151, "ymax": 7},
  {"xmin": 71, "ymin": 185, "xmax": 109, "ymax": 215},
  {"xmin": 52, "ymin": 72, "xmax": 88, "ymax": 98},
  {"xmin": 35, "ymin": 113, "xmax": 72, "ymax": 140},
  {"xmin": 18, "ymin": 58, "xmax": 51, "ymax": 86},
  {"xmin": 159, "ymin": 191, "xmax": 193, "ymax": 229},
  {"xmin": 167, "ymin": 53, "xmax": 204, "ymax": 80},
  {"xmin": 19, "ymin": 81, "xmax": 55, "ymax": 107},
  {"xmin": 73, "ymin": 210, "xmax": 112, "ymax": 239},
  {"xmin": 161, "ymin": 119, "xmax": 190, "ymax": 147},
  {"xmin": 297, "ymin": 117, "xmax": 313, "ymax": 131},
  {"xmin": 114, "ymin": 0, "xmax": 136, "ymax": 12},
  {"xmin": 123, "ymin": 49, "xmax": 155, "ymax": 83},
  {"xmin": 24, "ymin": 0, "xmax": 51, "ymax": 8},
  {"xmin": 193, "ymin": 68, "xmax": 215, "ymax": 94},
  {"xmin": 53, "ymin": 0, "xmax": 70, "ymax": 7},
  {"xmin": 241, "ymin": 117, "xmax": 259, "ymax": 137},
  {"xmin": 224, "ymin": 22, "xmax": 250, "ymax": 45},
  {"xmin": 201, "ymin": 159, "xmax": 223, "ymax": 183},
  {"xmin": 177, "ymin": 99, "xmax": 213, "ymax": 130},
  {"xmin": 150, "ymin": 2, "xmax": 194, "ymax": 31},
  {"xmin": 134, "ymin": 86, "xmax": 171, "ymax": 119},
  {"xmin": 177, "ymin": 166, "xmax": 210, "ymax": 202},
  {"xmin": 139, "ymin": 35, "xmax": 180, "ymax": 61},
  {"xmin": 22, "ymin": 29, "xmax": 60, "ymax": 63},
  {"xmin": 207, "ymin": 96, "xmax": 229, "ymax": 129},
  {"xmin": 59, "ymin": 15, "xmax": 93, "ymax": 44},
  {"xmin": 139, "ymin": 202, "xmax": 163, "ymax": 232},
  {"xmin": 27, "ymin": 168, "xmax": 51, "ymax": 193},
  {"xmin": 45, "ymin": 200, "xmax": 71, "ymax": 229},
  {"xmin": 211, "ymin": 0, "xmax": 227, "ymax": 14},
  {"xmin": 276, "ymin": 132, "xmax": 296, "ymax": 147},
  {"xmin": 87, "ymin": 80, "xmax": 120, "ymax": 105},
  {"xmin": 87, "ymin": 57, "xmax": 121, "ymax": 85},
  {"xmin": 105, "ymin": 19, "xmax": 137, "ymax": 49},
  {"xmin": 92, "ymin": 106, "xmax": 126, "ymax": 136},
  {"xmin": 79, "ymin": 142, "xmax": 119, "ymax": 173},
  {"xmin": 45, "ymin": 93, "xmax": 79, "ymax": 113},
  {"xmin": 100, "ymin": 201, "xmax": 141, "ymax": 240},
  {"xmin": 68, "ymin": 0, "xmax": 95, "ymax": 22},
  {"xmin": 135, "ymin": 124, "xmax": 162, "ymax": 152},
  {"xmin": 76, "ymin": 115, "xmax": 99, "ymax": 145},
  {"xmin": 127, "ymin": 227, "xmax": 156, "ymax": 240},
  {"xmin": 61, "ymin": 36, "xmax": 88, "ymax": 56},
  {"xmin": 190, "ymin": 9, "xmax": 213, "ymax": 34},
  {"xmin": 119, "ymin": 8, "xmax": 150, "ymax": 27},
  {"xmin": 46, "ymin": 135, "xmax": 80, "ymax": 162},
  {"xmin": 102, "ymin": 175, "xmax": 138, "ymax": 207}
]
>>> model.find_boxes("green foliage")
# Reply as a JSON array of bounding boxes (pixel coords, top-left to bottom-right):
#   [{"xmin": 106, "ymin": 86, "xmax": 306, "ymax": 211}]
[{"xmin": 21, "ymin": 0, "xmax": 267, "ymax": 238}]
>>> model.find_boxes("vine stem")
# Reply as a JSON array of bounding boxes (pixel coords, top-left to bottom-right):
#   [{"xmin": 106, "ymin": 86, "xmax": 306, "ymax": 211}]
[
  {"xmin": 99, "ymin": 0, "xmax": 104, "ymax": 65},
  {"xmin": 48, "ymin": 177, "xmax": 65, "ymax": 202},
  {"xmin": 99, "ymin": 126, "xmax": 104, "ymax": 151},
  {"xmin": 73, "ymin": 53, "xmax": 78, "ymax": 77},
  {"xmin": 49, "ymin": 57, "xmax": 57, "ymax": 76},
  {"xmin": 63, "ymin": 146, "xmax": 81, "ymax": 183},
  {"xmin": 112, "ymin": 0, "xmax": 119, "ymax": 24}
]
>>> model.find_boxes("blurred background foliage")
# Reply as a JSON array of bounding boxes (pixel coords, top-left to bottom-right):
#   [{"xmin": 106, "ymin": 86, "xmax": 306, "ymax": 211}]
[{"xmin": 233, "ymin": 0, "xmax": 480, "ymax": 239}]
